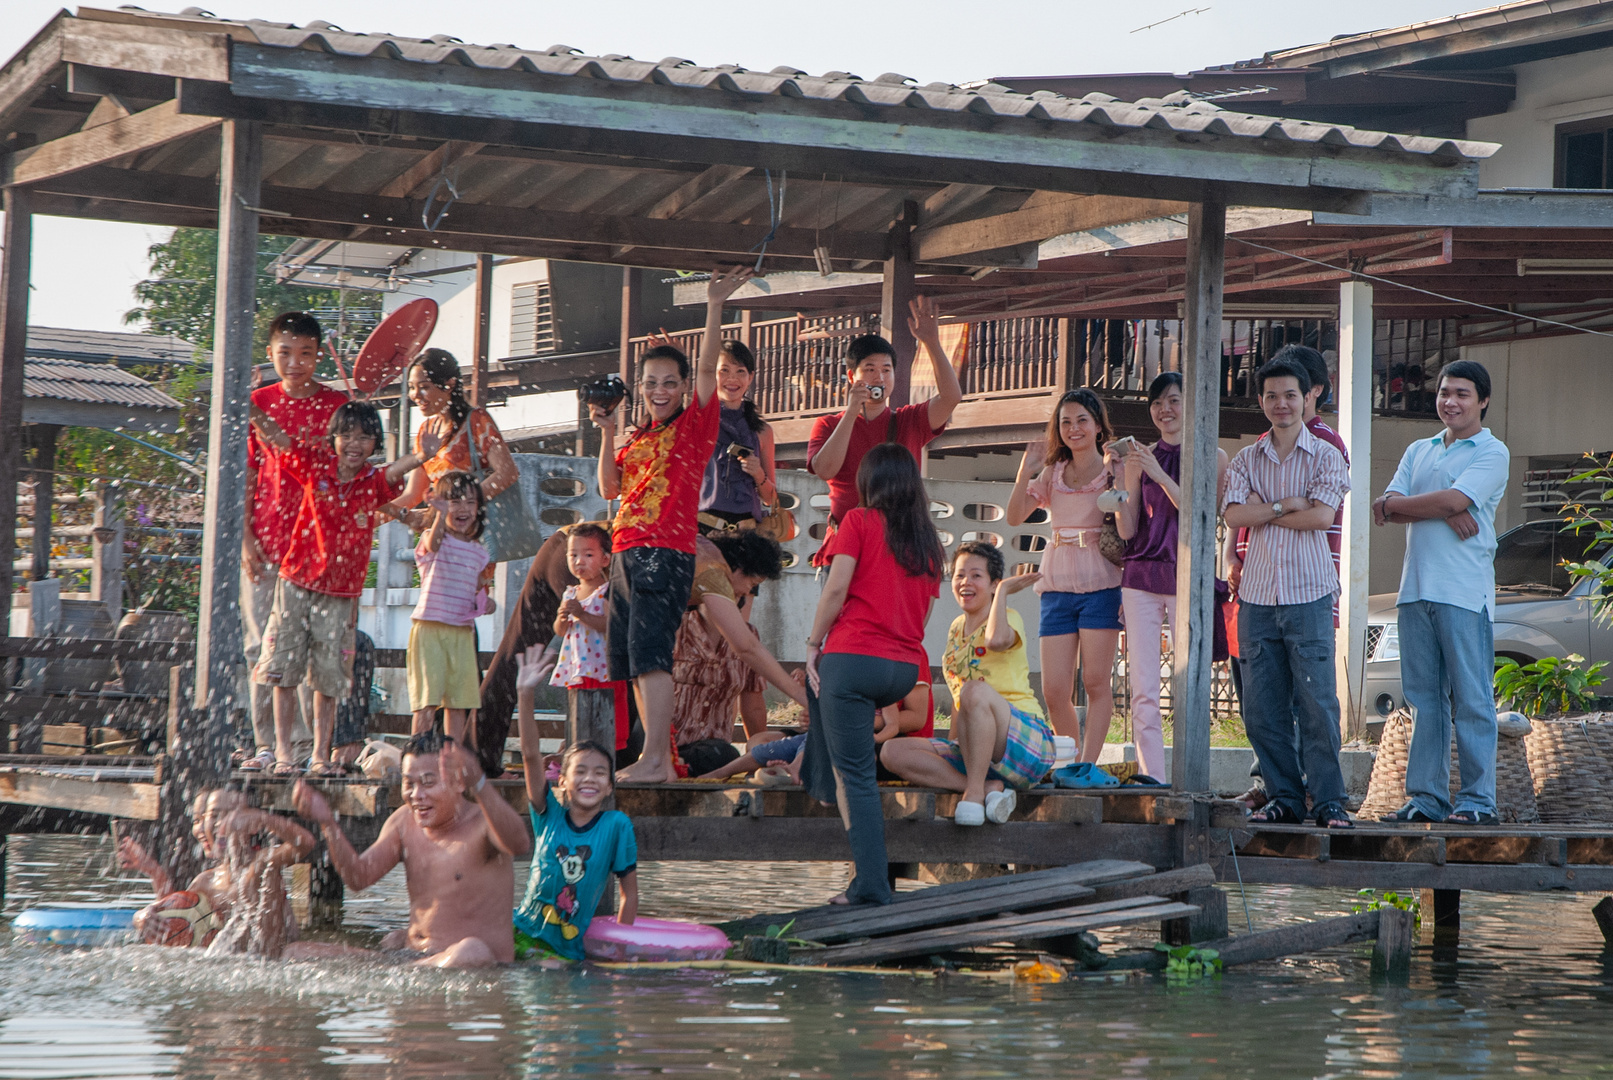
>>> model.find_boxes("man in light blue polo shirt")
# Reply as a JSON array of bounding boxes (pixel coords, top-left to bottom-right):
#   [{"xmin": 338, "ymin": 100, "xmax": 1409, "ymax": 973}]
[{"xmin": 1372, "ymin": 360, "xmax": 1510, "ymax": 824}]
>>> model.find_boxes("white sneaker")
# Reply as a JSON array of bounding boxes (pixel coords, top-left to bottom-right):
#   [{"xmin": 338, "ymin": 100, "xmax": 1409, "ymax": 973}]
[
  {"xmin": 985, "ymin": 790, "xmax": 1016, "ymax": 824},
  {"xmin": 954, "ymin": 800, "xmax": 986, "ymax": 826}
]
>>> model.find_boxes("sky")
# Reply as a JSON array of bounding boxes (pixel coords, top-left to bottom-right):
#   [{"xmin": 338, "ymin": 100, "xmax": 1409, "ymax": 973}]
[{"xmin": 4, "ymin": 0, "xmax": 1484, "ymax": 335}]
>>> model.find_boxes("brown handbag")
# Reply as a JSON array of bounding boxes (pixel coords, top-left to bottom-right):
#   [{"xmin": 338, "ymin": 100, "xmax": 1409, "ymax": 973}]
[
  {"xmin": 1098, "ymin": 467, "xmax": 1128, "ymax": 567},
  {"xmin": 757, "ymin": 500, "xmax": 797, "ymax": 543}
]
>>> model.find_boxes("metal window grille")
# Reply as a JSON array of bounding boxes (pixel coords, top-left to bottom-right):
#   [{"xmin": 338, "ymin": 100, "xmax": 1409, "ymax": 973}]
[{"xmin": 509, "ymin": 281, "xmax": 557, "ymax": 357}]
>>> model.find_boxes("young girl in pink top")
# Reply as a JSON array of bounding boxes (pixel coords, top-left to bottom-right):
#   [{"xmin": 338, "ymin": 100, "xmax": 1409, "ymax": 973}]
[
  {"xmin": 1007, "ymin": 389, "xmax": 1123, "ymax": 762},
  {"xmin": 549, "ymin": 523, "xmax": 630, "ymax": 753},
  {"xmin": 409, "ymin": 471, "xmax": 495, "ymax": 743}
]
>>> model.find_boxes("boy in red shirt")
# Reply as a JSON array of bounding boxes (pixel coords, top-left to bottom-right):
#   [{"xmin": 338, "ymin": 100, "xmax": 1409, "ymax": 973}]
[
  {"xmin": 587, "ymin": 268, "xmax": 749, "ymax": 783},
  {"xmin": 806, "ymin": 296, "xmax": 967, "ymax": 565},
  {"xmin": 239, "ymin": 312, "xmax": 349, "ymax": 771},
  {"xmin": 251, "ymin": 401, "xmax": 423, "ymax": 775}
]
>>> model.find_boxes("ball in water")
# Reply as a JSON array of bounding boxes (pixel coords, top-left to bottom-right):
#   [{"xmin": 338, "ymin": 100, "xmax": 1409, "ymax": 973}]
[{"xmin": 137, "ymin": 890, "xmax": 222, "ymax": 948}]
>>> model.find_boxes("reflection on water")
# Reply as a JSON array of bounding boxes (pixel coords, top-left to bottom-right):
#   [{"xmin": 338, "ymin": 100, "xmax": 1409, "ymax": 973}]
[{"xmin": 5, "ymin": 834, "xmax": 1613, "ymax": 1077}]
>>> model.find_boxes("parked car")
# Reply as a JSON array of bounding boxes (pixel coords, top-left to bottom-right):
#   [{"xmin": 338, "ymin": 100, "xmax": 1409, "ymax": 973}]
[{"xmin": 1363, "ymin": 520, "xmax": 1612, "ymax": 719}]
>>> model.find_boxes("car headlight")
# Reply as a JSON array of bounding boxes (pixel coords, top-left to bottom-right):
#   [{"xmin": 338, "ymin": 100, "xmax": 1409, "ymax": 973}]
[{"xmin": 1370, "ymin": 623, "xmax": 1399, "ymax": 663}]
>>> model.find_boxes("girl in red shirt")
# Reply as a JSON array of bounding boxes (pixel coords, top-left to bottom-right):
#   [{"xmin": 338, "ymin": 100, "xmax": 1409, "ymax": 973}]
[{"xmin": 803, "ymin": 443, "xmax": 944, "ymax": 906}]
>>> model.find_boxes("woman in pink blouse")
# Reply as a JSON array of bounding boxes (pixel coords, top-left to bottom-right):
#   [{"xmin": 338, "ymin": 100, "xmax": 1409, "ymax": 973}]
[{"xmin": 1006, "ymin": 389, "xmax": 1123, "ymax": 762}]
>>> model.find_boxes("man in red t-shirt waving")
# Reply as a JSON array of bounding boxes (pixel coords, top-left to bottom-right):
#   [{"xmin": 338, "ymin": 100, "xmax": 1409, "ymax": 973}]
[
  {"xmin": 239, "ymin": 313, "xmax": 348, "ymax": 771},
  {"xmin": 806, "ymin": 297, "xmax": 967, "ymax": 566},
  {"xmin": 589, "ymin": 267, "xmax": 751, "ymax": 784}
]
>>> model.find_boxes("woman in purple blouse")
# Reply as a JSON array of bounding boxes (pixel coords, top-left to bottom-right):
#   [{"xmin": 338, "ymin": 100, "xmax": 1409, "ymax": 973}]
[{"xmin": 1109, "ymin": 372, "xmax": 1226, "ymax": 781}]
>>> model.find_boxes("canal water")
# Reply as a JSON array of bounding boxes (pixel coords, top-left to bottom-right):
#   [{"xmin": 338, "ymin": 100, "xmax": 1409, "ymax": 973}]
[{"xmin": 3, "ymin": 833, "xmax": 1612, "ymax": 1078}]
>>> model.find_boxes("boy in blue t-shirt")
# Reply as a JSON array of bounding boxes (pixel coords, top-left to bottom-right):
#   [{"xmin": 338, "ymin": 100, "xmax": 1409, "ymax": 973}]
[{"xmin": 513, "ymin": 644, "xmax": 638, "ymax": 962}]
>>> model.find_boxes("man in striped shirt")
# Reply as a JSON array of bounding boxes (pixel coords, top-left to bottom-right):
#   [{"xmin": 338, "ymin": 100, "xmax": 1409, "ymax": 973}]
[{"xmin": 1223, "ymin": 356, "xmax": 1353, "ymax": 828}]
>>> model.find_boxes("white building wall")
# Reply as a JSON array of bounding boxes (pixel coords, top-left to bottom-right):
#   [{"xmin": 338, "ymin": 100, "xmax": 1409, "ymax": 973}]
[{"xmin": 1469, "ymin": 42, "xmax": 1613, "ymax": 187}]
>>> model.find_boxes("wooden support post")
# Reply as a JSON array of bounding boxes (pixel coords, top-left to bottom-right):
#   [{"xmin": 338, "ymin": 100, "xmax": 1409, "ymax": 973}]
[
  {"xmin": 1592, "ymin": 896, "xmax": 1613, "ymax": 946},
  {"xmin": 1163, "ymin": 885, "xmax": 1230, "ymax": 945},
  {"xmin": 882, "ymin": 201, "xmax": 917, "ymax": 408},
  {"xmin": 192, "ymin": 119, "xmax": 260, "ymax": 769},
  {"xmin": 1336, "ymin": 281, "xmax": 1373, "ymax": 738},
  {"xmin": 26, "ymin": 424, "xmax": 58, "ymax": 584},
  {"xmin": 92, "ymin": 481, "xmax": 124, "ymax": 624},
  {"xmin": 471, "ymin": 253, "xmax": 493, "ymax": 407},
  {"xmin": 1054, "ymin": 317, "xmax": 1073, "ymax": 391},
  {"xmin": 569, "ymin": 685, "xmax": 618, "ymax": 915},
  {"xmin": 0, "ymin": 833, "xmax": 6, "ymax": 908},
  {"xmin": 1372, "ymin": 905, "xmax": 1415, "ymax": 979},
  {"xmin": 618, "ymin": 266, "xmax": 642, "ymax": 430},
  {"xmin": 1428, "ymin": 887, "xmax": 1460, "ymax": 942},
  {"xmin": 1171, "ymin": 201, "xmax": 1225, "ymax": 795},
  {"xmin": 0, "ymin": 187, "xmax": 32, "ymax": 649}
]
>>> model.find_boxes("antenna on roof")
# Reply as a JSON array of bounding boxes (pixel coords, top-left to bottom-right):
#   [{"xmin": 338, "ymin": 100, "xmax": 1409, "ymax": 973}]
[{"xmin": 1131, "ymin": 6, "xmax": 1210, "ymax": 33}]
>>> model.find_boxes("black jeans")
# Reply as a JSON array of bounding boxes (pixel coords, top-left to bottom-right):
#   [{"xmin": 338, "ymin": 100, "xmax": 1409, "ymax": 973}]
[
  {"xmin": 802, "ymin": 653, "xmax": 920, "ymax": 906},
  {"xmin": 608, "ymin": 546, "xmax": 695, "ymax": 682}
]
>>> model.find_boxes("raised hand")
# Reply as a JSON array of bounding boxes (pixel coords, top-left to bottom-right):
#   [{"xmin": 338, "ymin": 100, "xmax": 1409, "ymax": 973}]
[
  {"xmin": 907, "ymin": 295, "xmax": 942, "ymax": 343},
  {"xmin": 440, "ymin": 739, "xmax": 485, "ymax": 797},
  {"xmin": 116, "ymin": 835, "xmax": 158, "ymax": 874},
  {"xmin": 291, "ymin": 779, "xmax": 335, "ymax": 827},
  {"xmin": 515, "ymin": 643, "xmax": 549, "ymax": 694},
  {"xmin": 707, "ymin": 265, "xmax": 755, "ymax": 305},
  {"xmin": 999, "ymin": 571, "xmax": 1042, "ymax": 595},
  {"xmin": 1022, "ymin": 437, "xmax": 1047, "ymax": 476},
  {"xmin": 417, "ymin": 421, "xmax": 445, "ymax": 460},
  {"xmin": 588, "ymin": 403, "xmax": 618, "ymax": 435},
  {"xmin": 845, "ymin": 382, "xmax": 873, "ymax": 416}
]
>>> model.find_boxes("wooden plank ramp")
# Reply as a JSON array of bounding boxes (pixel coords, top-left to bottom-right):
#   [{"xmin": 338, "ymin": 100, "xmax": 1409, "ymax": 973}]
[
  {"xmin": 720, "ymin": 859, "xmax": 1157, "ymax": 938},
  {"xmin": 801, "ymin": 896, "xmax": 1199, "ymax": 966}
]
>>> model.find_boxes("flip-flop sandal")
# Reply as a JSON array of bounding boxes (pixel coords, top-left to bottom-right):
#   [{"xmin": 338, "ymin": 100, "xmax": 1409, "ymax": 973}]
[
  {"xmin": 1316, "ymin": 805, "xmax": 1355, "ymax": 829},
  {"xmin": 1247, "ymin": 802, "xmax": 1302, "ymax": 824},
  {"xmin": 270, "ymin": 760, "xmax": 303, "ymax": 778},
  {"xmin": 308, "ymin": 762, "xmax": 344, "ymax": 779},
  {"xmin": 1120, "ymin": 774, "xmax": 1169, "ymax": 788},
  {"xmin": 1052, "ymin": 763, "xmax": 1120, "ymax": 789},
  {"xmin": 1445, "ymin": 809, "xmax": 1499, "ymax": 825},
  {"xmin": 238, "ymin": 750, "xmax": 276, "ymax": 772},
  {"xmin": 1378, "ymin": 803, "xmax": 1443, "ymax": 824}
]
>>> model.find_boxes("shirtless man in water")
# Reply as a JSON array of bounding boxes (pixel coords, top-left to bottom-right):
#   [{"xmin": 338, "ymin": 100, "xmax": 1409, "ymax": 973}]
[{"xmin": 289, "ymin": 730, "xmax": 532, "ymax": 967}]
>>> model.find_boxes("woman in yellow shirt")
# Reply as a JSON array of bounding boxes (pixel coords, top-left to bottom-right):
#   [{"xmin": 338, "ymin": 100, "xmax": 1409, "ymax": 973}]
[{"xmin": 879, "ymin": 542, "xmax": 1052, "ymax": 825}]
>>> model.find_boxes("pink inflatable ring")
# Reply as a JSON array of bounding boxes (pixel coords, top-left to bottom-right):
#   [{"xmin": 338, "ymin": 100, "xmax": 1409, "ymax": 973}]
[{"xmin": 582, "ymin": 916, "xmax": 732, "ymax": 962}]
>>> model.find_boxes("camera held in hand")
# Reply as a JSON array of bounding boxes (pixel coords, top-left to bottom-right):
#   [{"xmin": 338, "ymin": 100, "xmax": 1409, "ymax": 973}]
[
  {"xmin": 866, "ymin": 385, "xmax": 885, "ymax": 401},
  {"xmin": 577, "ymin": 374, "xmax": 627, "ymax": 415},
  {"xmin": 725, "ymin": 442, "xmax": 753, "ymax": 462}
]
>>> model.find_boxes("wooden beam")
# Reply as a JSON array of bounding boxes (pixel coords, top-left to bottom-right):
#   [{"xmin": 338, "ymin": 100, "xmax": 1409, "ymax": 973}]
[
  {"xmin": 0, "ymin": 187, "xmax": 31, "ymax": 653},
  {"xmin": 376, "ymin": 140, "xmax": 485, "ymax": 200},
  {"xmin": 913, "ymin": 194, "xmax": 1189, "ymax": 263},
  {"xmin": 919, "ymin": 183, "xmax": 997, "ymax": 228},
  {"xmin": 224, "ymin": 45, "xmax": 1474, "ymax": 204},
  {"xmin": 1216, "ymin": 854, "xmax": 1613, "ymax": 892},
  {"xmin": 26, "ymin": 424, "xmax": 58, "ymax": 585},
  {"xmin": 471, "ymin": 253, "xmax": 492, "ymax": 406},
  {"xmin": 0, "ymin": 769, "xmax": 160, "ymax": 820},
  {"xmin": 883, "ymin": 201, "xmax": 917, "ymax": 408},
  {"xmin": 192, "ymin": 119, "xmax": 259, "ymax": 776},
  {"xmin": 3, "ymin": 99, "xmax": 221, "ymax": 186},
  {"xmin": 1171, "ymin": 201, "xmax": 1225, "ymax": 795},
  {"xmin": 642, "ymin": 163, "xmax": 752, "ymax": 221},
  {"xmin": 32, "ymin": 165, "xmax": 890, "ymax": 264}
]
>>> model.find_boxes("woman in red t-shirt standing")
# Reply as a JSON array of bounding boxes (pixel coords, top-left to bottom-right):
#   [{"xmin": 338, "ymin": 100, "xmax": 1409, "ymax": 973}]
[{"xmin": 803, "ymin": 443, "xmax": 944, "ymax": 906}]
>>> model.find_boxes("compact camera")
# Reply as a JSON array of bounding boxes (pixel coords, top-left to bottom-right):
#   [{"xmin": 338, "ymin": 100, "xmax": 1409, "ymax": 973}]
[
  {"xmin": 866, "ymin": 385, "xmax": 885, "ymax": 401},
  {"xmin": 577, "ymin": 374, "xmax": 627, "ymax": 414},
  {"xmin": 725, "ymin": 442, "xmax": 753, "ymax": 461},
  {"xmin": 1096, "ymin": 489, "xmax": 1130, "ymax": 514},
  {"xmin": 1109, "ymin": 435, "xmax": 1139, "ymax": 456}
]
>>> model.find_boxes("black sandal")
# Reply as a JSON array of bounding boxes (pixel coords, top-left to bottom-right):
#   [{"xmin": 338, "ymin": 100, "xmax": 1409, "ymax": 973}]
[
  {"xmin": 1316, "ymin": 804, "xmax": 1355, "ymax": 829},
  {"xmin": 1379, "ymin": 803, "xmax": 1443, "ymax": 824},
  {"xmin": 1247, "ymin": 802, "xmax": 1301, "ymax": 824},
  {"xmin": 1445, "ymin": 809, "xmax": 1499, "ymax": 825}
]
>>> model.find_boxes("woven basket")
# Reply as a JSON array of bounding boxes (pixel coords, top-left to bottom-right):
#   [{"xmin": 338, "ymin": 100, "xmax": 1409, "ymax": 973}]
[
  {"xmin": 1360, "ymin": 708, "xmax": 1539, "ymax": 823},
  {"xmin": 1526, "ymin": 717, "xmax": 1613, "ymax": 823}
]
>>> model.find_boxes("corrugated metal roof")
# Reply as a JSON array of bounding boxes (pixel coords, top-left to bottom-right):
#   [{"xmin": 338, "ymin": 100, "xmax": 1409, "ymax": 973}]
[
  {"xmin": 104, "ymin": 8, "xmax": 1497, "ymax": 162},
  {"xmin": 22, "ymin": 357, "xmax": 183, "ymax": 412},
  {"xmin": 26, "ymin": 325, "xmax": 200, "ymax": 367}
]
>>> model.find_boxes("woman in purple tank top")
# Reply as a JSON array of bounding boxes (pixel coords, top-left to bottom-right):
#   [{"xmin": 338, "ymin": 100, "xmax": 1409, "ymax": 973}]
[
  {"xmin": 698, "ymin": 340, "xmax": 778, "ymax": 535},
  {"xmin": 1110, "ymin": 372, "xmax": 1226, "ymax": 781}
]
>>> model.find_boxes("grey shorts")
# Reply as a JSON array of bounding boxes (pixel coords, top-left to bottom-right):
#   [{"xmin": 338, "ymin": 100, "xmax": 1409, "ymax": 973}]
[{"xmin": 608, "ymin": 546, "xmax": 695, "ymax": 682}]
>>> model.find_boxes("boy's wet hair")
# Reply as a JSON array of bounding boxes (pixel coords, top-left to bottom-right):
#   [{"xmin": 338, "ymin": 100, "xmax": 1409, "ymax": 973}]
[
  {"xmin": 328, "ymin": 400, "xmax": 385, "ymax": 445},
  {"xmin": 953, "ymin": 540, "xmax": 1005, "ymax": 583},
  {"xmin": 846, "ymin": 333, "xmax": 895, "ymax": 370},
  {"xmin": 433, "ymin": 470, "xmax": 486, "ymax": 540},
  {"xmin": 402, "ymin": 729, "xmax": 449, "ymax": 760},
  {"xmin": 268, "ymin": 311, "xmax": 323, "ymax": 344},
  {"xmin": 566, "ymin": 521, "xmax": 612, "ymax": 554},
  {"xmin": 561, "ymin": 740, "xmax": 615, "ymax": 783}
]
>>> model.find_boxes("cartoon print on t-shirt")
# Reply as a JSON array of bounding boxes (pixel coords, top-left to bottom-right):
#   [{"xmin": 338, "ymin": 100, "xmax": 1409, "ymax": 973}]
[{"xmin": 540, "ymin": 843, "xmax": 593, "ymax": 938}]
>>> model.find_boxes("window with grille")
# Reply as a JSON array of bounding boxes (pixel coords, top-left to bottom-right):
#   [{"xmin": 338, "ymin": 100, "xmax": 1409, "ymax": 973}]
[
  {"xmin": 1556, "ymin": 117, "xmax": 1613, "ymax": 189},
  {"xmin": 509, "ymin": 281, "xmax": 556, "ymax": 357}
]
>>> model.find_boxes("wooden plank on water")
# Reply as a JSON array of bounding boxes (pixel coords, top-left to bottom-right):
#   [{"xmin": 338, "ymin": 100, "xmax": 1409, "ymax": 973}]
[
  {"xmin": 252, "ymin": 778, "xmax": 388, "ymax": 819},
  {"xmin": 1197, "ymin": 910, "xmax": 1381, "ymax": 968},
  {"xmin": 720, "ymin": 859, "xmax": 1158, "ymax": 937},
  {"xmin": 0, "ymin": 769, "xmax": 159, "ymax": 819},
  {"xmin": 803, "ymin": 897, "xmax": 1198, "ymax": 966},
  {"xmin": 795, "ymin": 880, "xmax": 1102, "ymax": 944}
]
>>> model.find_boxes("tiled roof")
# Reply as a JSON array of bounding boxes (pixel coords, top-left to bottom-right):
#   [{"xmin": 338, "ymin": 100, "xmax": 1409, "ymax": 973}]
[
  {"xmin": 26, "ymin": 325, "xmax": 200, "ymax": 368},
  {"xmin": 23, "ymin": 357, "xmax": 183, "ymax": 412},
  {"xmin": 107, "ymin": 8, "xmax": 1497, "ymax": 162}
]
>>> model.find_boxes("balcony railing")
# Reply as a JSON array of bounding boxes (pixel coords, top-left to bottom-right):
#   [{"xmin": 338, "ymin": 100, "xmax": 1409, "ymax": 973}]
[{"xmin": 626, "ymin": 313, "xmax": 1443, "ymax": 425}]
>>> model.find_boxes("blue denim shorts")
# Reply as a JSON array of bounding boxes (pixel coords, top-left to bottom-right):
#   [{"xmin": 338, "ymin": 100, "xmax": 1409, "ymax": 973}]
[{"xmin": 1039, "ymin": 587, "xmax": 1123, "ymax": 635}]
